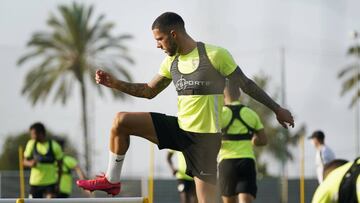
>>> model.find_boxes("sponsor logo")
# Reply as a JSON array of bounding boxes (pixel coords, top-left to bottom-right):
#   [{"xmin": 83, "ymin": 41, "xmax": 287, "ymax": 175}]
[{"xmin": 175, "ymin": 75, "xmax": 211, "ymax": 91}]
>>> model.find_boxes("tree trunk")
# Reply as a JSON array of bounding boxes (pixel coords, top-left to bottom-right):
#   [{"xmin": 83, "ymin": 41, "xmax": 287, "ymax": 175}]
[{"xmin": 80, "ymin": 81, "xmax": 91, "ymax": 176}]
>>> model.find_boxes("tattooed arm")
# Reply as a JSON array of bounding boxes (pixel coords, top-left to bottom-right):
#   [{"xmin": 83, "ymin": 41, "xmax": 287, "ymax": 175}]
[
  {"xmin": 95, "ymin": 69, "xmax": 172, "ymax": 99},
  {"xmin": 228, "ymin": 67, "xmax": 295, "ymax": 128}
]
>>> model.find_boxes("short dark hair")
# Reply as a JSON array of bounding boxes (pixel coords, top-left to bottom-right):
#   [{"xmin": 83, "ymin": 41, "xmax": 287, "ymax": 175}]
[
  {"xmin": 323, "ymin": 159, "xmax": 348, "ymax": 179},
  {"xmin": 152, "ymin": 12, "xmax": 185, "ymax": 33},
  {"xmin": 309, "ymin": 130, "xmax": 325, "ymax": 143},
  {"xmin": 29, "ymin": 122, "xmax": 46, "ymax": 135}
]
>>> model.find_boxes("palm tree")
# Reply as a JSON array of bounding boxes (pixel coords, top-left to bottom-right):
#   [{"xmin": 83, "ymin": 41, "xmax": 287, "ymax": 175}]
[
  {"xmin": 338, "ymin": 44, "xmax": 360, "ymax": 107},
  {"xmin": 239, "ymin": 73, "xmax": 304, "ymax": 176},
  {"xmin": 17, "ymin": 2, "xmax": 134, "ymax": 175}
]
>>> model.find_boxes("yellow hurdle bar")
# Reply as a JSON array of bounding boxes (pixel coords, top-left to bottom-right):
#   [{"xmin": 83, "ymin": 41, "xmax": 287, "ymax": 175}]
[
  {"xmin": 0, "ymin": 197, "xmax": 148, "ymax": 203},
  {"xmin": 18, "ymin": 146, "xmax": 25, "ymax": 199}
]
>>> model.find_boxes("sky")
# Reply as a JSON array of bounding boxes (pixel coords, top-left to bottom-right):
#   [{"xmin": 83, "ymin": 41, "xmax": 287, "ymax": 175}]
[{"xmin": 1, "ymin": 0, "xmax": 360, "ymax": 179}]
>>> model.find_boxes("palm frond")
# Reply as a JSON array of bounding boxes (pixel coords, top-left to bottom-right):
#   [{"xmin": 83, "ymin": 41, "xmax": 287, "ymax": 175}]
[
  {"xmin": 349, "ymin": 90, "xmax": 360, "ymax": 108},
  {"xmin": 94, "ymin": 41, "xmax": 128, "ymax": 52},
  {"xmin": 47, "ymin": 13, "xmax": 64, "ymax": 30},
  {"xmin": 89, "ymin": 22, "xmax": 114, "ymax": 43},
  {"xmin": 53, "ymin": 77, "xmax": 73, "ymax": 104},
  {"xmin": 22, "ymin": 58, "xmax": 71, "ymax": 105},
  {"xmin": 17, "ymin": 49, "xmax": 46, "ymax": 65},
  {"xmin": 58, "ymin": 4, "xmax": 84, "ymax": 52},
  {"xmin": 27, "ymin": 32, "xmax": 67, "ymax": 53},
  {"xmin": 339, "ymin": 73, "xmax": 360, "ymax": 96},
  {"xmin": 115, "ymin": 34, "xmax": 133, "ymax": 41},
  {"xmin": 87, "ymin": 14, "xmax": 105, "ymax": 41},
  {"xmin": 338, "ymin": 64, "xmax": 359, "ymax": 78},
  {"xmin": 347, "ymin": 46, "xmax": 360, "ymax": 56},
  {"xmin": 117, "ymin": 54, "xmax": 135, "ymax": 65}
]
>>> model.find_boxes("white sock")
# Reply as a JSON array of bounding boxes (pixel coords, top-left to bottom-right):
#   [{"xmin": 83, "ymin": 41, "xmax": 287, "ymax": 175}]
[{"xmin": 105, "ymin": 151, "xmax": 125, "ymax": 183}]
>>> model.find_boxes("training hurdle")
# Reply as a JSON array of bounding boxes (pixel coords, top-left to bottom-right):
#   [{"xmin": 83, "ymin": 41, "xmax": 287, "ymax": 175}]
[{"xmin": 0, "ymin": 197, "xmax": 148, "ymax": 203}]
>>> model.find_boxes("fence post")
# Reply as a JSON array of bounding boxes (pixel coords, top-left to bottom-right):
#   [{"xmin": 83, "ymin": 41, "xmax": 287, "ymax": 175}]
[
  {"xmin": 0, "ymin": 172, "xmax": 2, "ymax": 198},
  {"xmin": 18, "ymin": 146, "xmax": 25, "ymax": 198},
  {"xmin": 148, "ymin": 144, "xmax": 154, "ymax": 203}
]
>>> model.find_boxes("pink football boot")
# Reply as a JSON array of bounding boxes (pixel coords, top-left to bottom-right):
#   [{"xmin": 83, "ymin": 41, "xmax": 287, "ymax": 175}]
[{"xmin": 76, "ymin": 173, "xmax": 121, "ymax": 196}]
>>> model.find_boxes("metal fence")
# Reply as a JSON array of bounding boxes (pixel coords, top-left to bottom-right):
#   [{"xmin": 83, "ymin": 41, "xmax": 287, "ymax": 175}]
[{"xmin": 0, "ymin": 171, "xmax": 318, "ymax": 203}]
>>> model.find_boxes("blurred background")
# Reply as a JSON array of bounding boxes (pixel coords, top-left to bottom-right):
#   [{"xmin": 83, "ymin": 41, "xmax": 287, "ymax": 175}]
[{"xmin": 1, "ymin": 0, "xmax": 360, "ymax": 202}]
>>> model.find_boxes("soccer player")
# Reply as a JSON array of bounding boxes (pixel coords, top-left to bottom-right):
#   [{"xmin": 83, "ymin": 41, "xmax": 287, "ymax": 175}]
[
  {"xmin": 312, "ymin": 158, "xmax": 360, "ymax": 203},
  {"xmin": 77, "ymin": 12, "xmax": 294, "ymax": 203},
  {"xmin": 23, "ymin": 122, "xmax": 63, "ymax": 198},
  {"xmin": 219, "ymin": 82, "xmax": 267, "ymax": 203}
]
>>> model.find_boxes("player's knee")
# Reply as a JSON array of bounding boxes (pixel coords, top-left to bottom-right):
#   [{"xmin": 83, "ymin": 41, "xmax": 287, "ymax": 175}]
[
  {"xmin": 238, "ymin": 193, "xmax": 254, "ymax": 203},
  {"xmin": 112, "ymin": 112, "xmax": 130, "ymax": 131}
]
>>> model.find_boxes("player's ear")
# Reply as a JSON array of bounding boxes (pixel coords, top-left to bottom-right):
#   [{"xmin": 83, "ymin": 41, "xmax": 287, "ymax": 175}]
[{"xmin": 170, "ymin": 30, "xmax": 177, "ymax": 39}]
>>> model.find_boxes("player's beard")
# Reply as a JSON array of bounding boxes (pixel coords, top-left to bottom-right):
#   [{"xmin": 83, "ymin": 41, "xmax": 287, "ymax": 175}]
[{"xmin": 166, "ymin": 37, "xmax": 178, "ymax": 56}]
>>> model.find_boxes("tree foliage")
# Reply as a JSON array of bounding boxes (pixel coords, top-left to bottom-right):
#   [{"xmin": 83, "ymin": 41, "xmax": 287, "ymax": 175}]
[{"xmin": 338, "ymin": 45, "xmax": 360, "ymax": 108}]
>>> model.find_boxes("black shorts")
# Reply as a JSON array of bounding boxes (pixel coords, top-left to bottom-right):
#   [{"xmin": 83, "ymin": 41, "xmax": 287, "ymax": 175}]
[
  {"xmin": 150, "ymin": 112, "xmax": 221, "ymax": 184},
  {"xmin": 219, "ymin": 158, "xmax": 257, "ymax": 198},
  {"xmin": 177, "ymin": 179, "xmax": 196, "ymax": 194},
  {"xmin": 57, "ymin": 193, "xmax": 70, "ymax": 198},
  {"xmin": 29, "ymin": 184, "xmax": 56, "ymax": 198}
]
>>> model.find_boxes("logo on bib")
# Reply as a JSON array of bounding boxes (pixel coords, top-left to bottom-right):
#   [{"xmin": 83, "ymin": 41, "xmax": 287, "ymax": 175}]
[
  {"xmin": 175, "ymin": 76, "xmax": 188, "ymax": 91},
  {"xmin": 175, "ymin": 75, "xmax": 211, "ymax": 91}
]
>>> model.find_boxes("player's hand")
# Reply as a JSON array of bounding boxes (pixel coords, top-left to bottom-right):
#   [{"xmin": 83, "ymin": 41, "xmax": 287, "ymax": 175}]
[
  {"xmin": 95, "ymin": 69, "xmax": 116, "ymax": 88},
  {"xmin": 29, "ymin": 159, "xmax": 37, "ymax": 167},
  {"xmin": 275, "ymin": 107, "xmax": 294, "ymax": 129}
]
